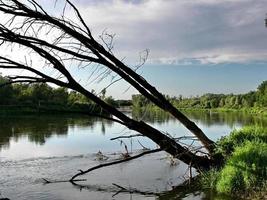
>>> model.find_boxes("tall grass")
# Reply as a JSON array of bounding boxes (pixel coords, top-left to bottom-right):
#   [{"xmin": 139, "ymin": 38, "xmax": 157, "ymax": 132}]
[
  {"xmin": 200, "ymin": 126, "xmax": 267, "ymax": 198},
  {"xmin": 216, "ymin": 141, "xmax": 267, "ymax": 194},
  {"xmin": 215, "ymin": 126, "xmax": 267, "ymax": 158}
]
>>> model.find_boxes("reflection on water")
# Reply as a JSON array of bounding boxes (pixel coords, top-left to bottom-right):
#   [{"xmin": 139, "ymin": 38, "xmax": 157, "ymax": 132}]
[
  {"xmin": 0, "ymin": 115, "xmax": 114, "ymax": 153},
  {"xmin": 133, "ymin": 109, "xmax": 267, "ymax": 127},
  {"xmin": 184, "ymin": 110, "xmax": 267, "ymax": 128},
  {"xmin": 0, "ymin": 111, "xmax": 266, "ymax": 200}
]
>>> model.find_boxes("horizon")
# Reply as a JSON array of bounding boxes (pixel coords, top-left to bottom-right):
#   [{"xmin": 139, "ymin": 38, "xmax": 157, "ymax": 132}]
[{"xmin": 104, "ymin": 63, "xmax": 267, "ymax": 100}]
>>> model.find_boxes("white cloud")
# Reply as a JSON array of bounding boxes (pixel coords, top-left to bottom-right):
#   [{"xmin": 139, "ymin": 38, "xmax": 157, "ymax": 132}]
[{"xmin": 65, "ymin": 0, "xmax": 267, "ymax": 65}]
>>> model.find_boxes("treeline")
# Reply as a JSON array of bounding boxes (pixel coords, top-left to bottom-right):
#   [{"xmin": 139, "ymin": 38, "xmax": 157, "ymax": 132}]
[
  {"xmin": 2, "ymin": 74, "xmax": 266, "ymax": 114},
  {"xmin": 0, "ymin": 76, "xmax": 87, "ymax": 105},
  {"xmin": 132, "ymin": 80, "xmax": 267, "ymax": 111},
  {"xmin": 0, "ymin": 76, "xmax": 113, "ymax": 114}
]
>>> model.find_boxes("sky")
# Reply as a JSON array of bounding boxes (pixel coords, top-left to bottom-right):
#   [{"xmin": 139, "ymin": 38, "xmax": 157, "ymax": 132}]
[{"xmin": 1, "ymin": 0, "xmax": 267, "ymax": 99}]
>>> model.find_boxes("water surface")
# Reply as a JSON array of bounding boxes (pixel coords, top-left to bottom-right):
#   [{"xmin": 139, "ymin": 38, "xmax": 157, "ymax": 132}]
[{"xmin": 0, "ymin": 111, "xmax": 266, "ymax": 200}]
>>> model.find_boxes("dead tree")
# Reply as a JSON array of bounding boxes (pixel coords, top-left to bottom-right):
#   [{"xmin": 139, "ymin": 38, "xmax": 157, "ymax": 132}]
[{"xmin": 0, "ymin": 0, "xmax": 219, "ymax": 180}]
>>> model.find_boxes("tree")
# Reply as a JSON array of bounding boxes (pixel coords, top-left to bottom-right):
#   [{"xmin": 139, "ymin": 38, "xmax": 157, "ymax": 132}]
[
  {"xmin": 257, "ymin": 81, "xmax": 267, "ymax": 106},
  {"xmin": 0, "ymin": 0, "xmax": 218, "ymax": 182},
  {"xmin": 0, "ymin": 75, "xmax": 14, "ymax": 104},
  {"xmin": 30, "ymin": 83, "xmax": 52, "ymax": 103},
  {"xmin": 51, "ymin": 87, "xmax": 68, "ymax": 105}
]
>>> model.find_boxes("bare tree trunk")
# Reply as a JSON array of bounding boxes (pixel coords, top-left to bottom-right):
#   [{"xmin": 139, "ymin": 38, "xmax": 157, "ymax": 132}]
[
  {"xmin": 0, "ymin": 0, "xmax": 219, "ymax": 172},
  {"xmin": 70, "ymin": 81, "xmax": 213, "ymax": 169}
]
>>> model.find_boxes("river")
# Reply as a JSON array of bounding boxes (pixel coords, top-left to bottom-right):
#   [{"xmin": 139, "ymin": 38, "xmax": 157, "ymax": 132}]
[{"xmin": 0, "ymin": 111, "xmax": 266, "ymax": 200}]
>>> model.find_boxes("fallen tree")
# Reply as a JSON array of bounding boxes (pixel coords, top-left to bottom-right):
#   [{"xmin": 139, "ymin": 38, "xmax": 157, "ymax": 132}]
[{"xmin": 0, "ymin": 0, "xmax": 221, "ymax": 181}]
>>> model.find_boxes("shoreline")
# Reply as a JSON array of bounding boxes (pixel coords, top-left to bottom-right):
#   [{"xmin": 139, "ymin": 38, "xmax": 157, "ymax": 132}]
[
  {"xmin": 178, "ymin": 107, "xmax": 267, "ymax": 116},
  {"xmin": 0, "ymin": 104, "xmax": 106, "ymax": 116}
]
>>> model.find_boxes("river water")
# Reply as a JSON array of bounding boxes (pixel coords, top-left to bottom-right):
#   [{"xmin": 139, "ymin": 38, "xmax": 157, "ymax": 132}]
[{"xmin": 0, "ymin": 111, "xmax": 266, "ymax": 200}]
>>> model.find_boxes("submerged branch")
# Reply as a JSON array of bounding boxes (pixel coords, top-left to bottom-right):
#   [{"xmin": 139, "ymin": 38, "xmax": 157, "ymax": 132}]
[
  {"xmin": 112, "ymin": 183, "xmax": 157, "ymax": 197},
  {"xmin": 110, "ymin": 134, "xmax": 144, "ymax": 141},
  {"xmin": 70, "ymin": 148, "xmax": 162, "ymax": 181},
  {"xmin": 69, "ymin": 181, "xmax": 160, "ymax": 197},
  {"xmin": 42, "ymin": 178, "xmax": 86, "ymax": 184}
]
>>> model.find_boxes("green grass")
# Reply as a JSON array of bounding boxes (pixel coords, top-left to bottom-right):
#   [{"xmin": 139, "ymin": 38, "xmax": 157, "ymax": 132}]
[
  {"xmin": 199, "ymin": 126, "xmax": 267, "ymax": 198},
  {"xmin": 215, "ymin": 126, "xmax": 267, "ymax": 158},
  {"xmin": 199, "ymin": 168, "xmax": 220, "ymax": 190},
  {"xmin": 216, "ymin": 141, "xmax": 267, "ymax": 194},
  {"xmin": 177, "ymin": 107, "xmax": 267, "ymax": 116}
]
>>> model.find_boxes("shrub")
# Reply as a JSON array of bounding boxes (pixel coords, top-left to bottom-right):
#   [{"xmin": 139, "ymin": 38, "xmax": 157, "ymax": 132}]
[
  {"xmin": 216, "ymin": 141, "xmax": 267, "ymax": 194},
  {"xmin": 215, "ymin": 126, "xmax": 267, "ymax": 158},
  {"xmin": 199, "ymin": 168, "xmax": 220, "ymax": 190}
]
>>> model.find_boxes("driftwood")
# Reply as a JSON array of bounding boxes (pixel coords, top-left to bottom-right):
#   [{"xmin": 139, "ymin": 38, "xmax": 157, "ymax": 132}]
[
  {"xmin": 42, "ymin": 149, "xmax": 162, "ymax": 184},
  {"xmin": 70, "ymin": 148, "xmax": 162, "ymax": 181}
]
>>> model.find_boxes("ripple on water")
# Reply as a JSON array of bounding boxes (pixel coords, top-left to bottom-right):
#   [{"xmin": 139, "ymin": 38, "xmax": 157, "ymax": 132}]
[{"xmin": 0, "ymin": 151, "xmax": 192, "ymax": 199}]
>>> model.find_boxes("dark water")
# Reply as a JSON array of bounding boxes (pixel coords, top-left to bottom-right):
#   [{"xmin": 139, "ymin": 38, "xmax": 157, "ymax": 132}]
[{"xmin": 0, "ymin": 111, "xmax": 266, "ymax": 200}]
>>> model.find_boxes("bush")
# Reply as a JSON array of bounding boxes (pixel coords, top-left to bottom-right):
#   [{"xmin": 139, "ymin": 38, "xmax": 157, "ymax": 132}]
[
  {"xmin": 216, "ymin": 141, "xmax": 267, "ymax": 194},
  {"xmin": 199, "ymin": 168, "xmax": 220, "ymax": 190},
  {"xmin": 216, "ymin": 126, "xmax": 267, "ymax": 158},
  {"xmin": 200, "ymin": 126, "xmax": 267, "ymax": 198}
]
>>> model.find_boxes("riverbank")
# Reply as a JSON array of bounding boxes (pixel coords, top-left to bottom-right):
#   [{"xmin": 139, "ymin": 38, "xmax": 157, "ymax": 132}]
[
  {"xmin": 0, "ymin": 103, "xmax": 105, "ymax": 116},
  {"xmin": 178, "ymin": 107, "xmax": 267, "ymax": 116},
  {"xmin": 198, "ymin": 126, "xmax": 267, "ymax": 199},
  {"xmin": 131, "ymin": 105, "xmax": 267, "ymax": 124}
]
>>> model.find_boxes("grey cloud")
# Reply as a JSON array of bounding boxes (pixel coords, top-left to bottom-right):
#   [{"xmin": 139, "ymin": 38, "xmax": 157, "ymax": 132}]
[{"xmin": 64, "ymin": 0, "xmax": 267, "ymax": 64}]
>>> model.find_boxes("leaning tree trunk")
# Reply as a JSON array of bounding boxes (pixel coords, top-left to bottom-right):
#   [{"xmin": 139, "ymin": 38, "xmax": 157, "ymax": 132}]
[
  {"xmin": 71, "ymin": 82, "xmax": 213, "ymax": 170},
  {"xmin": 0, "ymin": 0, "xmax": 219, "ymax": 172}
]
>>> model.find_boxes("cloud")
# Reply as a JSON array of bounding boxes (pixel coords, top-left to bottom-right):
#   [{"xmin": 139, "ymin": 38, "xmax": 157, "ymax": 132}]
[{"xmin": 65, "ymin": 0, "xmax": 267, "ymax": 65}]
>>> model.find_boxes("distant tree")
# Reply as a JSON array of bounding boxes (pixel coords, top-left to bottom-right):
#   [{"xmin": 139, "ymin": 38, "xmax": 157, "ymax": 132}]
[
  {"xmin": 257, "ymin": 81, "xmax": 267, "ymax": 106},
  {"xmin": 257, "ymin": 81, "xmax": 267, "ymax": 96},
  {"xmin": 51, "ymin": 87, "xmax": 68, "ymax": 104},
  {"xmin": 104, "ymin": 96, "xmax": 118, "ymax": 107},
  {"xmin": 0, "ymin": 75, "xmax": 14, "ymax": 104},
  {"xmin": 132, "ymin": 94, "xmax": 151, "ymax": 108},
  {"xmin": 33, "ymin": 84, "xmax": 53, "ymax": 103}
]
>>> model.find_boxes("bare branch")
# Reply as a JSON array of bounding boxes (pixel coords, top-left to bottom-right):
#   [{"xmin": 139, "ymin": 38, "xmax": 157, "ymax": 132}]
[
  {"xmin": 70, "ymin": 148, "xmax": 162, "ymax": 181},
  {"xmin": 0, "ymin": 56, "xmax": 69, "ymax": 87},
  {"xmin": 65, "ymin": 0, "xmax": 92, "ymax": 37},
  {"xmin": 110, "ymin": 134, "xmax": 144, "ymax": 141}
]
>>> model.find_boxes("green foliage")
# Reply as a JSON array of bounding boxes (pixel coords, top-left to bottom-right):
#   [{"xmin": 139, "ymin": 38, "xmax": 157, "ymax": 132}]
[
  {"xmin": 216, "ymin": 165, "xmax": 246, "ymax": 193},
  {"xmin": 132, "ymin": 94, "xmax": 151, "ymax": 108},
  {"xmin": 257, "ymin": 81, "xmax": 267, "ymax": 106},
  {"xmin": 67, "ymin": 91, "xmax": 90, "ymax": 105},
  {"xmin": 216, "ymin": 141, "xmax": 267, "ymax": 194},
  {"xmin": 104, "ymin": 96, "xmax": 118, "ymax": 107},
  {"xmin": 0, "ymin": 76, "xmax": 14, "ymax": 104},
  {"xmin": 199, "ymin": 126, "xmax": 267, "ymax": 199},
  {"xmin": 216, "ymin": 126, "xmax": 267, "ymax": 158},
  {"xmin": 199, "ymin": 126, "xmax": 267, "ymax": 197},
  {"xmin": 199, "ymin": 168, "xmax": 220, "ymax": 190},
  {"xmin": 51, "ymin": 87, "xmax": 68, "ymax": 105},
  {"xmin": 131, "ymin": 79, "xmax": 267, "ymax": 114},
  {"xmin": 257, "ymin": 80, "xmax": 267, "ymax": 94},
  {"xmin": 133, "ymin": 80, "xmax": 264, "ymax": 112},
  {"xmin": 0, "ymin": 75, "xmax": 102, "ymax": 114},
  {"xmin": 30, "ymin": 83, "xmax": 53, "ymax": 103}
]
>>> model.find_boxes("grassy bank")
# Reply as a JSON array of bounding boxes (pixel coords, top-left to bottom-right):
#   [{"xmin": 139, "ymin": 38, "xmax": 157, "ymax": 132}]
[
  {"xmin": 177, "ymin": 107, "xmax": 267, "ymax": 116},
  {"xmin": 132, "ymin": 101, "xmax": 267, "ymax": 117},
  {"xmin": 199, "ymin": 126, "xmax": 267, "ymax": 199}
]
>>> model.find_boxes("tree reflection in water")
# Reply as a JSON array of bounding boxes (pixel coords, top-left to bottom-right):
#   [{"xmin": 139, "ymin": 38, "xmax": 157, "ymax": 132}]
[
  {"xmin": 0, "ymin": 114, "xmax": 112, "ymax": 150},
  {"xmin": 0, "ymin": 111, "xmax": 266, "ymax": 151}
]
